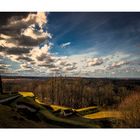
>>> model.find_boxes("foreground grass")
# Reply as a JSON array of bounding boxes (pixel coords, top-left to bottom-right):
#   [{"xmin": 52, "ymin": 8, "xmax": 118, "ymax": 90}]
[
  {"xmin": 0, "ymin": 104, "xmax": 52, "ymax": 128},
  {"xmin": 18, "ymin": 92, "xmax": 35, "ymax": 97},
  {"xmin": 1, "ymin": 94, "xmax": 99, "ymax": 128},
  {"xmin": 84, "ymin": 111, "xmax": 123, "ymax": 119},
  {"xmin": 0, "ymin": 93, "xmax": 18, "ymax": 100},
  {"xmin": 0, "ymin": 92, "xmax": 123, "ymax": 128},
  {"xmin": 76, "ymin": 106, "xmax": 99, "ymax": 115},
  {"xmin": 50, "ymin": 105, "xmax": 72, "ymax": 111}
]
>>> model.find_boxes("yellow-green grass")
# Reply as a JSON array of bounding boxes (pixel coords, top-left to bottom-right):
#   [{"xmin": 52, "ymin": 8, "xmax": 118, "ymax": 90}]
[
  {"xmin": 76, "ymin": 106, "xmax": 99, "ymax": 116},
  {"xmin": 50, "ymin": 105, "xmax": 72, "ymax": 111},
  {"xmin": 35, "ymin": 98, "xmax": 45, "ymax": 105},
  {"xmin": 18, "ymin": 92, "xmax": 35, "ymax": 97},
  {"xmin": 76, "ymin": 106, "xmax": 97, "ymax": 112},
  {"xmin": 84, "ymin": 111, "xmax": 123, "ymax": 120},
  {"xmin": 15, "ymin": 97, "xmax": 98, "ymax": 127}
]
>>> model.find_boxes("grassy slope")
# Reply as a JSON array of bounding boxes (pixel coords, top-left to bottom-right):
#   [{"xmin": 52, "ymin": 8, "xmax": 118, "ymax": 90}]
[
  {"xmin": 0, "ymin": 92, "xmax": 123, "ymax": 128},
  {"xmin": 0, "ymin": 95, "xmax": 99, "ymax": 128},
  {"xmin": 0, "ymin": 94, "xmax": 18, "ymax": 100},
  {"xmin": 50, "ymin": 105, "xmax": 71, "ymax": 111},
  {"xmin": 76, "ymin": 106, "xmax": 99, "ymax": 115},
  {"xmin": 0, "ymin": 104, "xmax": 57, "ymax": 128},
  {"xmin": 84, "ymin": 111, "xmax": 123, "ymax": 119}
]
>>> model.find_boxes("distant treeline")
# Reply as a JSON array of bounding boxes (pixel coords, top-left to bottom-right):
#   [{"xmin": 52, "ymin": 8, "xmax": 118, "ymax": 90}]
[{"xmin": 2, "ymin": 77, "xmax": 140, "ymax": 108}]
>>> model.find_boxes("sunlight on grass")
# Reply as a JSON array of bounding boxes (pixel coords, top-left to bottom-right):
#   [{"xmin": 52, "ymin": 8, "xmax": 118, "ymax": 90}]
[
  {"xmin": 76, "ymin": 106, "xmax": 97, "ymax": 112},
  {"xmin": 75, "ymin": 106, "xmax": 99, "ymax": 115},
  {"xmin": 35, "ymin": 98, "xmax": 45, "ymax": 105},
  {"xmin": 18, "ymin": 92, "xmax": 35, "ymax": 97},
  {"xmin": 84, "ymin": 111, "xmax": 123, "ymax": 119},
  {"xmin": 50, "ymin": 105, "xmax": 71, "ymax": 111}
]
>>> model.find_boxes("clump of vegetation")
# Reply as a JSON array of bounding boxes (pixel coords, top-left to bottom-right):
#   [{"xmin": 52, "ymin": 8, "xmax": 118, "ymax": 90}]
[{"xmin": 119, "ymin": 92, "xmax": 140, "ymax": 128}]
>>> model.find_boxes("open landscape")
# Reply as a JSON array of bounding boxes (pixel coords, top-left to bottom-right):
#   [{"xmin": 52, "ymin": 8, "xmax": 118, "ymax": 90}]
[
  {"xmin": 0, "ymin": 76, "xmax": 140, "ymax": 128},
  {"xmin": 0, "ymin": 12, "xmax": 140, "ymax": 128}
]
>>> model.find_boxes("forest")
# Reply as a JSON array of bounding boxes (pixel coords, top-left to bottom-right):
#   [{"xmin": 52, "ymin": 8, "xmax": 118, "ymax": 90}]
[{"xmin": 2, "ymin": 77, "xmax": 140, "ymax": 109}]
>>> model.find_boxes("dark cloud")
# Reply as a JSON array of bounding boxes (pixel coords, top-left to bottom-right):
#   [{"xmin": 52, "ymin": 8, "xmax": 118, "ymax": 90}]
[
  {"xmin": 18, "ymin": 35, "xmax": 48, "ymax": 47},
  {"xmin": 38, "ymin": 63, "xmax": 56, "ymax": 68},
  {"xmin": 5, "ymin": 47, "xmax": 31, "ymax": 55},
  {"xmin": 0, "ymin": 12, "xmax": 48, "ymax": 47},
  {"xmin": 0, "ymin": 12, "xmax": 31, "ymax": 26},
  {"xmin": 15, "ymin": 55, "xmax": 33, "ymax": 62},
  {"xmin": 0, "ymin": 46, "xmax": 32, "ymax": 61},
  {"xmin": 0, "ymin": 12, "xmax": 35, "ymax": 37},
  {"xmin": 36, "ymin": 54, "xmax": 55, "ymax": 62}
]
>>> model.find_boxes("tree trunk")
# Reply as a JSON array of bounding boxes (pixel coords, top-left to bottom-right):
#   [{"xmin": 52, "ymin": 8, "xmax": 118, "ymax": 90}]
[{"xmin": 0, "ymin": 75, "xmax": 3, "ymax": 94}]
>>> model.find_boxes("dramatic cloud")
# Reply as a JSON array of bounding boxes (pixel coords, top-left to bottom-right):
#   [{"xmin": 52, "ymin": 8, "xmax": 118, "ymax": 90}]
[
  {"xmin": 0, "ymin": 46, "xmax": 30, "ymax": 55},
  {"xmin": 0, "ymin": 12, "xmax": 53, "ymax": 70},
  {"xmin": 0, "ymin": 12, "xmax": 50, "ymax": 48},
  {"xmin": 1, "ymin": 12, "xmax": 140, "ymax": 77},
  {"xmin": 29, "ymin": 44, "xmax": 51, "ymax": 62}
]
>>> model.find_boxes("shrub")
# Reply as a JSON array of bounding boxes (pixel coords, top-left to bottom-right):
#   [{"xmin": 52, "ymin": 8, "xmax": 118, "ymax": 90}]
[{"xmin": 119, "ymin": 92, "xmax": 140, "ymax": 128}]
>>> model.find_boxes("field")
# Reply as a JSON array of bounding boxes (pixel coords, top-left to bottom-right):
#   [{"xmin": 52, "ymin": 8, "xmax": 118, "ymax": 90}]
[{"xmin": 0, "ymin": 76, "xmax": 140, "ymax": 128}]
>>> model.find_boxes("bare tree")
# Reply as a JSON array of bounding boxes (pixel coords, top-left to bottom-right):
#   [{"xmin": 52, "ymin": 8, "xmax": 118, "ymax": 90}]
[{"xmin": 0, "ymin": 75, "xmax": 3, "ymax": 94}]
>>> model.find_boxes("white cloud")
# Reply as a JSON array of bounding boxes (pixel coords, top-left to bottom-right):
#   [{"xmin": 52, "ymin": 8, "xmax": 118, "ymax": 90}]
[
  {"xmin": 29, "ymin": 44, "xmax": 51, "ymax": 62},
  {"xmin": 107, "ymin": 60, "xmax": 128, "ymax": 70},
  {"xmin": 87, "ymin": 57, "xmax": 103, "ymax": 66},
  {"xmin": 111, "ymin": 61, "xmax": 127, "ymax": 67},
  {"xmin": 60, "ymin": 42, "xmax": 71, "ymax": 48}
]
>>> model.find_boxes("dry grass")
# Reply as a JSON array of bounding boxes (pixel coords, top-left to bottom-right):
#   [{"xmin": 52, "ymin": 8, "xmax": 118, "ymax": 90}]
[
  {"xmin": 35, "ymin": 98, "xmax": 45, "ymax": 105},
  {"xmin": 76, "ymin": 106, "xmax": 97, "ymax": 112},
  {"xmin": 84, "ymin": 111, "xmax": 123, "ymax": 119},
  {"xmin": 119, "ymin": 92, "xmax": 140, "ymax": 128},
  {"xmin": 18, "ymin": 92, "xmax": 35, "ymax": 97},
  {"xmin": 50, "ymin": 105, "xmax": 71, "ymax": 111}
]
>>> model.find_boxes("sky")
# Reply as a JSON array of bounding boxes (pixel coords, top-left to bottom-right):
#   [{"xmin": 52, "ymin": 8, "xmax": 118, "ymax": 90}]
[{"xmin": 0, "ymin": 12, "xmax": 140, "ymax": 78}]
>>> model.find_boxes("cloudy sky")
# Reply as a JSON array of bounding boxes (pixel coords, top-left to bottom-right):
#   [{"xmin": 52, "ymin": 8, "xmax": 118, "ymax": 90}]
[{"xmin": 0, "ymin": 12, "xmax": 140, "ymax": 77}]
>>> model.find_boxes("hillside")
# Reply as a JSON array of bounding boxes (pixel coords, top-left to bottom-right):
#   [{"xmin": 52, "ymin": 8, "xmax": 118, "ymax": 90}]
[{"xmin": 0, "ymin": 92, "xmax": 123, "ymax": 128}]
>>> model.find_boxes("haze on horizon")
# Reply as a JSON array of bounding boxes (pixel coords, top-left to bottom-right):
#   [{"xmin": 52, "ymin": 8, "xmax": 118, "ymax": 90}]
[{"xmin": 0, "ymin": 12, "xmax": 140, "ymax": 78}]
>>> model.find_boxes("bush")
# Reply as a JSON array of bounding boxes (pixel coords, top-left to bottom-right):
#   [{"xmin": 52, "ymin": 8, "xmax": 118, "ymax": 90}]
[{"xmin": 119, "ymin": 92, "xmax": 140, "ymax": 128}]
